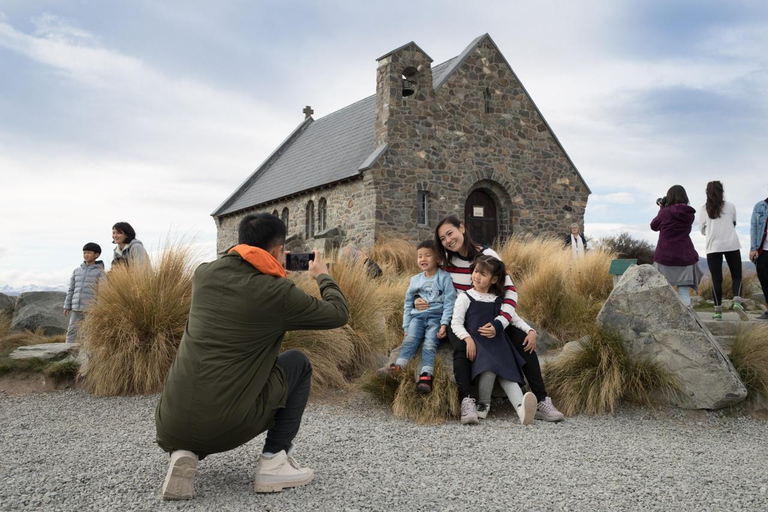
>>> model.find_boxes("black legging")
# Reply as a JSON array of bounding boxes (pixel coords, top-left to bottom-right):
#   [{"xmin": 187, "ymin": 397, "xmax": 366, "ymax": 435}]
[
  {"xmin": 706, "ymin": 250, "xmax": 743, "ymax": 306},
  {"xmin": 449, "ymin": 325, "xmax": 547, "ymax": 403}
]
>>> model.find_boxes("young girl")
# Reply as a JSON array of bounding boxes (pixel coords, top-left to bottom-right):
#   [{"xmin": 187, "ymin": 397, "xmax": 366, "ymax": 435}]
[{"xmin": 451, "ymin": 255, "xmax": 537, "ymax": 425}]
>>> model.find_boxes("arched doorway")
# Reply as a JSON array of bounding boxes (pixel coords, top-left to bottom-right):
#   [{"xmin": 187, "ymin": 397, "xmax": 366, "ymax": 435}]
[{"xmin": 465, "ymin": 189, "xmax": 498, "ymax": 246}]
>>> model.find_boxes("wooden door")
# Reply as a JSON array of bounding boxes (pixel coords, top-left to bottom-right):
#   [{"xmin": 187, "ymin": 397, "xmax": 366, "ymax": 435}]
[{"xmin": 464, "ymin": 189, "xmax": 498, "ymax": 246}]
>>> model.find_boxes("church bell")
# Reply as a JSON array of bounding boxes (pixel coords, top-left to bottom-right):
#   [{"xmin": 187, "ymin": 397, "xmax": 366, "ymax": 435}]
[{"xmin": 402, "ymin": 77, "xmax": 416, "ymax": 97}]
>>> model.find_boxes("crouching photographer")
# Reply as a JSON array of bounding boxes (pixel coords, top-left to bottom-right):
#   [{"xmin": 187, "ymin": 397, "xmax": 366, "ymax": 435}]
[{"xmin": 155, "ymin": 213, "xmax": 349, "ymax": 500}]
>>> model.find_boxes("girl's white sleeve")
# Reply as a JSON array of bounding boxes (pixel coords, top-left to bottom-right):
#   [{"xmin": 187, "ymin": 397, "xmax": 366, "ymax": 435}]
[{"xmin": 451, "ymin": 293, "xmax": 471, "ymax": 340}]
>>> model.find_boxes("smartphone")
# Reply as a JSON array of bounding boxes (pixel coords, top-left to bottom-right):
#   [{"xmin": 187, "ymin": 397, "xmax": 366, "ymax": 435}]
[{"xmin": 286, "ymin": 252, "xmax": 315, "ymax": 271}]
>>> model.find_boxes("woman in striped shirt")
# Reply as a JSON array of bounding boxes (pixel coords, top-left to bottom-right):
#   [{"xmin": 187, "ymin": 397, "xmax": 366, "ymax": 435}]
[{"xmin": 415, "ymin": 215, "xmax": 564, "ymax": 424}]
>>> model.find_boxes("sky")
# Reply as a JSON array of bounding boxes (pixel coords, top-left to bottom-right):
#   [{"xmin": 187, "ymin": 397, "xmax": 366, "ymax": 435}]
[{"xmin": 1, "ymin": 0, "xmax": 767, "ymax": 288}]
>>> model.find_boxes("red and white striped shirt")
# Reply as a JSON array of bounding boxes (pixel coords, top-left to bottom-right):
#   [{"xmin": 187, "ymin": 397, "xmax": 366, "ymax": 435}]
[{"xmin": 443, "ymin": 247, "xmax": 532, "ymax": 333}]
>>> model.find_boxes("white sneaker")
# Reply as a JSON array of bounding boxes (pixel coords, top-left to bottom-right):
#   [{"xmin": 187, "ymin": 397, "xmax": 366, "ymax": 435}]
[
  {"xmin": 460, "ymin": 397, "xmax": 479, "ymax": 425},
  {"xmin": 254, "ymin": 450, "xmax": 314, "ymax": 493},
  {"xmin": 161, "ymin": 450, "xmax": 198, "ymax": 500},
  {"xmin": 517, "ymin": 392, "xmax": 537, "ymax": 425},
  {"xmin": 476, "ymin": 403, "xmax": 491, "ymax": 419},
  {"xmin": 535, "ymin": 396, "xmax": 565, "ymax": 422}
]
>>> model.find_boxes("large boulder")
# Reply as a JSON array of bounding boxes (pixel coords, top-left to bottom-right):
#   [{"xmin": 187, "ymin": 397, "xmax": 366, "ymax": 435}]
[
  {"xmin": 597, "ymin": 264, "xmax": 747, "ymax": 410},
  {"xmin": 0, "ymin": 292, "xmax": 15, "ymax": 319},
  {"xmin": 11, "ymin": 292, "xmax": 68, "ymax": 335}
]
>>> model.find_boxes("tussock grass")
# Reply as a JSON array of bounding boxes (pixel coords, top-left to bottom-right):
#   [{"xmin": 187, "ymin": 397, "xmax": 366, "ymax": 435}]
[
  {"xmin": 698, "ymin": 272, "xmax": 759, "ymax": 302},
  {"xmin": 80, "ymin": 244, "xmax": 195, "ymax": 396},
  {"xmin": 544, "ymin": 328, "xmax": 680, "ymax": 415},
  {"xmin": 390, "ymin": 359, "xmax": 459, "ymax": 424},
  {"xmin": 0, "ymin": 327, "xmax": 64, "ymax": 356},
  {"xmin": 494, "ymin": 233, "xmax": 566, "ymax": 284},
  {"xmin": 0, "ymin": 312, "xmax": 11, "ymax": 340},
  {"xmin": 729, "ymin": 324, "xmax": 768, "ymax": 398},
  {"xmin": 44, "ymin": 360, "xmax": 80, "ymax": 381},
  {"xmin": 283, "ymin": 326, "xmax": 360, "ymax": 393},
  {"xmin": 370, "ymin": 237, "xmax": 420, "ymax": 275}
]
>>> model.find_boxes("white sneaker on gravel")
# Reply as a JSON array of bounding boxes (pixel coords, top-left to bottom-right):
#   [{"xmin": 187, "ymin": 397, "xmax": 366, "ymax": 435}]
[
  {"xmin": 460, "ymin": 397, "xmax": 479, "ymax": 425},
  {"xmin": 517, "ymin": 392, "xmax": 537, "ymax": 425},
  {"xmin": 254, "ymin": 450, "xmax": 314, "ymax": 493},
  {"xmin": 535, "ymin": 397, "xmax": 565, "ymax": 422},
  {"xmin": 476, "ymin": 403, "xmax": 491, "ymax": 419},
  {"xmin": 161, "ymin": 450, "xmax": 198, "ymax": 500}
]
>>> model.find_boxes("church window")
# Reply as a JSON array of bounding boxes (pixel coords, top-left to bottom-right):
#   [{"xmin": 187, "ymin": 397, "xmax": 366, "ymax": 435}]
[
  {"xmin": 281, "ymin": 207, "xmax": 289, "ymax": 228},
  {"xmin": 305, "ymin": 200, "xmax": 315, "ymax": 238},
  {"xmin": 402, "ymin": 67, "xmax": 418, "ymax": 98},
  {"xmin": 417, "ymin": 190, "xmax": 428, "ymax": 225},
  {"xmin": 272, "ymin": 209, "xmax": 279, "ymax": 216},
  {"xmin": 318, "ymin": 197, "xmax": 327, "ymax": 232},
  {"xmin": 484, "ymin": 87, "xmax": 492, "ymax": 114}
]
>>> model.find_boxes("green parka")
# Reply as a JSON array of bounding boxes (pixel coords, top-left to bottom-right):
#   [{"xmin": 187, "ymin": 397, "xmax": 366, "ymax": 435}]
[{"xmin": 155, "ymin": 252, "xmax": 348, "ymax": 456}]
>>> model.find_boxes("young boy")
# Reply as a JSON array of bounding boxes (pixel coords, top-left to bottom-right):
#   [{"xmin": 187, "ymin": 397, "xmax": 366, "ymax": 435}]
[
  {"xmin": 379, "ymin": 240, "xmax": 457, "ymax": 393},
  {"xmin": 63, "ymin": 243, "xmax": 106, "ymax": 344}
]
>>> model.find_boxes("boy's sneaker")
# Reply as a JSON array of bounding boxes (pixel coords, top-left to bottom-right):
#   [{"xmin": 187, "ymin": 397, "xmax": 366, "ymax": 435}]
[
  {"xmin": 712, "ymin": 312, "xmax": 723, "ymax": 321},
  {"xmin": 254, "ymin": 450, "xmax": 314, "ymax": 493},
  {"xmin": 733, "ymin": 302, "xmax": 749, "ymax": 322},
  {"xmin": 377, "ymin": 364, "xmax": 402, "ymax": 379},
  {"xmin": 161, "ymin": 450, "xmax": 198, "ymax": 500},
  {"xmin": 534, "ymin": 397, "xmax": 565, "ymax": 422},
  {"xmin": 415, "ymin": 373, "xmax": 433, "ymax": 394},
  {"xmin": 517, "ymin": 392, "xmax": 537, "ymax": 425},
  {"xmin": 460, "ymin": 397, "xmax": 479, "ymax": 425},
  {"xmin": 476, "ymin": 403, "xmax": 490, "ymax": 419}
]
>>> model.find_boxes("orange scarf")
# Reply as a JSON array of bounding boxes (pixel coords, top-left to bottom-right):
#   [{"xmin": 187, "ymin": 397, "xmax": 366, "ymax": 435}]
[{"xmin": 229, "ymin": 244, "xmax": 286, "ymax": 278}]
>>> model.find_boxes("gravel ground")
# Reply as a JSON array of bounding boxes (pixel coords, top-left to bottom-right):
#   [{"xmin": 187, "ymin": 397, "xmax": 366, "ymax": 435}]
[{"xmin": 1, "ymin": 389, "xmax": 767, "ymax": 511}]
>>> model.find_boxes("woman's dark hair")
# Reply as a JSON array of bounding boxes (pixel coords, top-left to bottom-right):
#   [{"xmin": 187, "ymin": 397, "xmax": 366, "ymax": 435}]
[
  {"xmin": 470, "ymin": 254, "xmax": 506, "ymax": 297},
  {"xmin": 705, "ymin": 181, "xmax": 725, "ymax": 219},
  {"xmin": 112, "ymin": 222, "xmax": 136, "ymax": 244},
  {"xmin": 434, "ymin": 215, "xmax": 481, "ymax": 263},
  {"xmin": 665, "ymin": 185, "xmax": 689, "ymax": 206},
  {"xmin": 238, "ymin": 213, "xmax": 286, "ymax": 250}
]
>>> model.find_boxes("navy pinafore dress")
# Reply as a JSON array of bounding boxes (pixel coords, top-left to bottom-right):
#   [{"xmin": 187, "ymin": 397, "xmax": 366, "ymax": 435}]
[{"xmin": 465, "ymin": 294, "xmax": 526, "ymax": 384}]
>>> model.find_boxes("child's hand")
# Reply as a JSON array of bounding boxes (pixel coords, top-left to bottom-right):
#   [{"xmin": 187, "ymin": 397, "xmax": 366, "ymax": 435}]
[
  {"xmin": 414, "ymin": 297, "xmax": 429, "ymax": 311},
  {"xmin": 63, "ymin": 309, "xmax": 70, "ymax": 317},
  {"xmin": 478, "ymin": 322, "xmax": 496, "ymax": 338},
  {"xmin": 437, "ymin": 325, "xmax": 447, "ymax": 339},
  {"xmin": 464, "ymin": 337, "xmax": 476, "ymax": 361},
  {"xmin": 522, "ymin": 330, "xmax": 537, "ymax": 353}
]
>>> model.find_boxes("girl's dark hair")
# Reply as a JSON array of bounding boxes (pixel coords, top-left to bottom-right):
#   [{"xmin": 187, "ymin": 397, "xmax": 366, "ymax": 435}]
[
  {"xmin": 470, "ymin": 255, "xmax": 506, "ymax": 297},
  {"xmin": 112, "ymin": 222, "xmax": 136, "ymax": 244},
  {"xmin": 434, "ymin": 215, "xmax": 481, "ymax": 263},
  {"xmin": 665, "ymin": 185, "xmax": 689, "ymax": 206},
  {"xmin": 705, "ymin": 181, "xmax": 725, "ymax": 219}
]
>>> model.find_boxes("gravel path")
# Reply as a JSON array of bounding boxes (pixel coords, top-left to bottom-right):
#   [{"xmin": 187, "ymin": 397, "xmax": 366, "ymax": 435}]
[{"xmin": 1, "ymin": 389, "xmax": 767, "ymax": 511}]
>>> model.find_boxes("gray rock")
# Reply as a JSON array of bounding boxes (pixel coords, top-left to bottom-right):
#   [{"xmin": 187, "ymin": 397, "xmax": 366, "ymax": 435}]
[
  {"xmin": 10, "ymin": 342, "xmax": 80, "ymax": 361},
  {"xmin": 11, "ymin": 291, "xmax": 68, "ymax": 335},
  {"xmin": 597, "ymin": 264, "xmax": 747, "ymax": 410},
  {"xmin": 0, "ymin": 292, "xmax": 15, "ymax": 319},
  {"xmin": 690, "ymin": 295, "xmax": 703, "ymax": 306},
  {"xmin": 524, "ymin": 320, "xmax": 557, "ymax": 354}
]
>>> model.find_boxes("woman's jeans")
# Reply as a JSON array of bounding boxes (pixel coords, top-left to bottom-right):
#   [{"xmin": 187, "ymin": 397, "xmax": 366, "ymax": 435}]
[{"xmin": 396, "ymin": 314, "xmax": 441, "ymax": 375}]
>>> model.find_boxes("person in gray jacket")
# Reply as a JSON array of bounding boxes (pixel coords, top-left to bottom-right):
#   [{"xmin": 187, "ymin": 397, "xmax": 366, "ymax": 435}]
[
  {"xmin": 111, "ymin": 222, "xmax": 151, "ymax": 268},
  {"xmin": 63, "ymin": 243, "xmax": 106, "ymax": 343}
]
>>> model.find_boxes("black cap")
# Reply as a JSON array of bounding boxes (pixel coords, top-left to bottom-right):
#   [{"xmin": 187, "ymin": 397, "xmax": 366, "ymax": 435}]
[{"xmin": 83, "ymin": 242, "xmax": 102, "ymax": 255}]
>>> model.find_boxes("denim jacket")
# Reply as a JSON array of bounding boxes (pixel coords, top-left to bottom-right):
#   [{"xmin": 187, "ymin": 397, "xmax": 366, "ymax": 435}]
[{"xmin": 750, "ymin": 199, "xmax": 768, "ymax": 252}]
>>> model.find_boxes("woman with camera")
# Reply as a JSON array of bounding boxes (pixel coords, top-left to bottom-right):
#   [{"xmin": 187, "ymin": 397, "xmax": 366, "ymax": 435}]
[{"xmin": 650, "ymin": 185, "xmax": 703, "ymax": 306}]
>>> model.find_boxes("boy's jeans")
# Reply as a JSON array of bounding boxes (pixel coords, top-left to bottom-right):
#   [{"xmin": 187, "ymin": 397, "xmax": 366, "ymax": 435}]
[{"xmin": 395, "ymin": 314, "xmax": 441, "ymax": 375}]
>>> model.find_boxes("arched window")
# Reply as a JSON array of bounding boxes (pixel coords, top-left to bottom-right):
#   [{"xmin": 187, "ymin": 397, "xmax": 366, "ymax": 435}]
[
  {"xmin": 305, "ymin": 200, "xmax": 315, "ymax": 238},
  {"xmin": 281, "ymin": 207, "xmax": 289, "ymax": 228},
  {"xmin": 272, "ymin": 209, "xmax": 279, "ymax": 217},
  {"xmin": 318, "ymin": 197, "xmax": 327, "ymax": 232},
  {"xmin": 417, "ymin": 190, "xmax": 428, "ymax": 225}
]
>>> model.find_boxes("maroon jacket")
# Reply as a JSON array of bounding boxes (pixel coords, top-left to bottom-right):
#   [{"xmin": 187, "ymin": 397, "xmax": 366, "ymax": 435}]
[{"xmin": 650, "ymin": 204, "xmax": 700, "ymax": 266}]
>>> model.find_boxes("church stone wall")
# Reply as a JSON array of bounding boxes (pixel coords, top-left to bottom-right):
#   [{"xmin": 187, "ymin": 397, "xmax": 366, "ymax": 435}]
[{"xmin": 215, "ymin": 176, "xmax": 376, "ymax": 255}]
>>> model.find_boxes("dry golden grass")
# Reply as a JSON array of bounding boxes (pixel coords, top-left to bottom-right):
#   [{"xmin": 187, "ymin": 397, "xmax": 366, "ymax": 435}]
[
  {"xmin": 698, "ymin": 271, "xmax": 759, "ymax": 301},
  {"xmin": 0, "ymin": 327, "xmax": 64, "ymax": 355},
  {"xmin": 0, "ymin": 312, "xmax": 12, "ymax": 340},
  {"xmin": 80, "ymin": 244, "xmax": 195, "ymax": 396},
  {"xmin": 282, "ymin": 326, "xmax": 359, "ymax": 394},
  {"xmin": 729, "ymin": 324, "xmax": 768, "ymax": 398},
  {"xmin": 544, "ymin": 328, "xmax": 680, "ymax": 415},
  {"xmin": 390, "ymin": 359, "xmax": 459, "ymax": 424},
  {"xmin": 370, "ymin": 237, "xmax": 420, "ymax": 275}
]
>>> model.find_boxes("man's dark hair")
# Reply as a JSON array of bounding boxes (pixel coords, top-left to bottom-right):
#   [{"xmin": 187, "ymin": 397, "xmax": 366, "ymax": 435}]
[
  {"xmin": 417, "ymin": 239, "xmax": 436, "ymax": 251},
  {"xmin": 238, "ymin": 213, "xmax": 287, "ymax": 250},
  {"xmin": 112, "ymin": 222, "xmax": 136, "ymax": 244}
]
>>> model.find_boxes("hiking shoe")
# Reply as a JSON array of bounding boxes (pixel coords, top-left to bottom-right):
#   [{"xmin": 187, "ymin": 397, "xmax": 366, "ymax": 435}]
[
  {"xmin": 535, "ymin": 397, "xmax": 565, "ymax": 422},
  {"xmin": 161, "ymin": 450, "xmax": 198, "ymax": 500},
  {"xmin": 712, "ymin": 312, "xmax": 723, "ymax": 321},
  {"xmin": 254, "ymin": 450, "xmax": 314, "ymax": 493},
  {"xmin": 476, "ymin": 403, "xmax": 491, "ymax": 419},
  {"xmin": 377, "ymin": 364, "xmax": 402, "ymax": 379},
  {"xmin": 460, "ymin": 397, "xmax": 479, "ymax": 425},
  {"xmin": 733, "ymin": 302, "xmax": 749, "ymax": 322},
  {"xmin": 518, "ymin": 392, "xmax": 537, "ymax": 426},
  {"xmin": 416, "ymin": 372, "xmax": 433, "ymax": 394}
]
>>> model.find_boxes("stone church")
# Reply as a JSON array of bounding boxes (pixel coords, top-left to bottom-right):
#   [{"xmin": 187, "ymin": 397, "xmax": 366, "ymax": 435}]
[{"xmin": 213, "ymin": 34, "xmax": 590, "ymax": 254}]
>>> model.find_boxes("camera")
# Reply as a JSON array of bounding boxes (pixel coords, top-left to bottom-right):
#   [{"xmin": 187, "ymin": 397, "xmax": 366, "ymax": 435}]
[
  {"xmin": 285, "ymin": 252, "xmax": 315, "ymax": 271},
  {"xmin": 656, "ymin": 197, "xmax": 667, "ymax": 207}
]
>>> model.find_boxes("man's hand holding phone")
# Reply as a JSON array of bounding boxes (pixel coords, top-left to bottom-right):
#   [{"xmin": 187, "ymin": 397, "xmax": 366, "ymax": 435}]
[{"xmin": 308, "ymin": 250, "xmax": 329, "ymax": 279}]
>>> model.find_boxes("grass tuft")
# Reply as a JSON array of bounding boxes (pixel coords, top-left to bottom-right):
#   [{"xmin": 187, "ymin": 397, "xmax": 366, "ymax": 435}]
[
  {"xmin": 390, "ymin": 359, "xmax": 459, "ymax": 424},
  {"xmin": 370, "ymin": 237, "xmax": 420, "ymax": 276},
  {"xmin": 0, "ymin": 327, "xmax": 64, "ymax": 356},
  {"xmin": 729, "ymin": 324, "xmax": 768, "ymax": 398},
  {"xmin": 698, "ymin": 272, "xmax": 760, "ymax": 302},
  {"xmin": 44, "ymin": 360, "xmax": 80, "ymax": 381}
]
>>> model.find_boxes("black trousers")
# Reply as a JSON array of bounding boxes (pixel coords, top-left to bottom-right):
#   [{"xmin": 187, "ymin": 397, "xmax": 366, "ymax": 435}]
[
  {"xmin": 757, "ymin": 251, "xmax": 768, "ymax": 304},
  {"xmin": 263, "ymin": 350, "xmax": 313, "ymax": 454},
  {"xmin": 706, "ymin": 250, "xmax": 743, "ymax": 306},
  {"xmin": 449, "ymin": 325, "xmax": 547, "ymax": 403}
]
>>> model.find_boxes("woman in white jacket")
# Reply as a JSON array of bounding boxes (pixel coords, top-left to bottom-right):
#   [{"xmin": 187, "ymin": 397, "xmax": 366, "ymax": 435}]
[{"xmin": 700, "ymin": 181, "xmax": 747, "ymax": 321}]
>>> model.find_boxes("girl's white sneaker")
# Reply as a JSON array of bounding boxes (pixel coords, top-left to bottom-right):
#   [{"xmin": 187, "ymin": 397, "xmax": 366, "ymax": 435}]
[{"xmin": 518, "ymin": 392, "xmax": 537, "ymax": 425}]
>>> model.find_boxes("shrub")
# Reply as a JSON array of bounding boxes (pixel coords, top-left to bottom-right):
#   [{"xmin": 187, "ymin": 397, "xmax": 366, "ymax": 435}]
[
  {"xmin": 543, "ymin": 328, "xmax": 680, "ymax": 415},
  {"xmin": 596, "ymin": 232, "xmax": 655, "ymax": 265},
  {"xmin": 370, "ymin": 237, "xmax": 420, "ymax": 275},
  {"xmin": 80, "ymin": 244, "xmax": 195, "ymax": 396},
  {"xmin": 698, "ymin": 271, "xmax": 759, "ymax": 301},
  {"xmin": 729, "ymin": 324, "xmax": 768, "ymax": 398},
  {"xmin": 494, "ymin": 233, "xmax": 566, "ymax": 284}
]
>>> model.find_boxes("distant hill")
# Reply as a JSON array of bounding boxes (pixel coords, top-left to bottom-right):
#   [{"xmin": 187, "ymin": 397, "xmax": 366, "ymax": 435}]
[
  {"xmin": 698, "ymin": 258, "xmax": 756, "ymax": 278},
  {"xmin": 0, "ymin": 284, "xmax": 68, "ymax": 297}
]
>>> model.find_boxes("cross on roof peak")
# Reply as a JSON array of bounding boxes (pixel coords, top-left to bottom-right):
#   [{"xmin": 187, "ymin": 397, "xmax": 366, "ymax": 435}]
[{"xmin": 303, "ymin": 105, "xmax": 314, "ymax": 119}]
